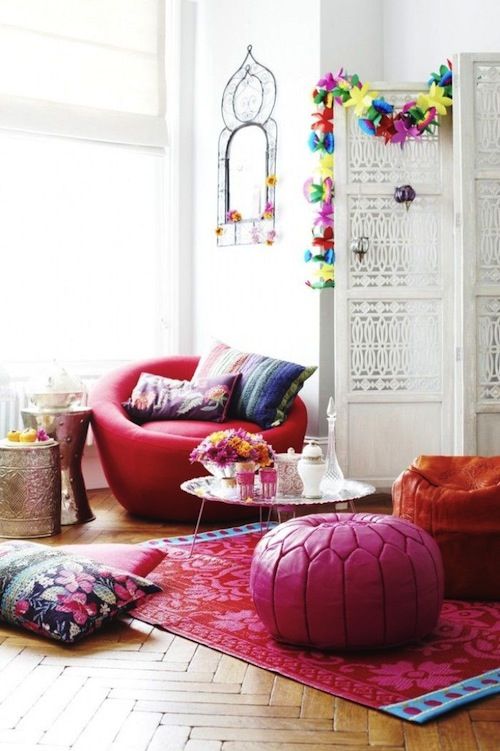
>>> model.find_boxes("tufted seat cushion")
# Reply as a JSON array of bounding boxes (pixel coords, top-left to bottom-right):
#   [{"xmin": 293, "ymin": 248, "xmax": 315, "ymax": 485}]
[
  {"xmin": 250, "ymin": 513, "xmax": 444, "ymax": 650},
  {"xmin": 393, "ymin": 455, "xmax": 500, "ymax": 600}
]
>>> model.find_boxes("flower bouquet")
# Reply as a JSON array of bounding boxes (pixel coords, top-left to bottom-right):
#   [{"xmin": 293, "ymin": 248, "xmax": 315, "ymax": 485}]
[{"xmin": 189, "ymin": 429, "xmax": 274, "ymax": 493}]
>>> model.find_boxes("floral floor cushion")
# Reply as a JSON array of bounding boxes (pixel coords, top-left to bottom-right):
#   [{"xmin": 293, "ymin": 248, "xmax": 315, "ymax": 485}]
[{"xmin": 0, "ymin": 541, "xmax": 161, "ymax": 643}]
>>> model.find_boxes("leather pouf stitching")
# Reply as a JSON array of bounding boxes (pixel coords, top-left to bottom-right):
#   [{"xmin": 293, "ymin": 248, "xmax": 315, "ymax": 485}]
[{"xmin": 250, "ymin": 513, "xmax": 444, "ymax": 650}]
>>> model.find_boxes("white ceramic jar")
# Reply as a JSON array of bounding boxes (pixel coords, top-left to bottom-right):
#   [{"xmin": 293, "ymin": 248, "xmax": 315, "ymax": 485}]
[
  {"xmin": 297, "ymin": 440, "xmax": 326, "ymax": 498},
  {"xmin": 274, "ymin": 448, "xmax": 303, "ymax": 497}
]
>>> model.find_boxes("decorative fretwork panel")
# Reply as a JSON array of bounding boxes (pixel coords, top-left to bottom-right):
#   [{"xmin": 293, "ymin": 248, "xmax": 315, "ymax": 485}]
[
  {"xmin": 349, "ymin": 300, "xmax": 441, "ymax": 392},
  {"xmin": 477, "ymin": 297, "xmax": 500, "ymax": 402},
  {"xmin": 477, "ymin": 181, "xmax": 500, "ymax": 284},
  {"xmin": 349, "ymin": 196, "xmax": 441, "ymax": 288},
  {"xmin": 347, "ymin": 93, "xmax": 441, "ymax": 185},
  {"xmin": 475, "ymin": 64, "xmax": 500, "ymax": 169}
]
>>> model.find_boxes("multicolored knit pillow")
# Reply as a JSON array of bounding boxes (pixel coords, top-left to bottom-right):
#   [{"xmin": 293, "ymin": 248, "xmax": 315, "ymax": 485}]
[
  {"xmin": 0, "ymin": 541, "xmax": 161, "ymax": 643},
  {"xmin": 192, "ymin": 342, "xmax": 316, "ymax": 428}
]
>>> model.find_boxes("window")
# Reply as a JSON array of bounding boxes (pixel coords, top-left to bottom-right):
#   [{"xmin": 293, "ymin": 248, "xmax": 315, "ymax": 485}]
[
  {"xmin": 1, "ymin": 130, "xmax": 167, "ymax": 372},
  {"xmin": 0, "ymin": 0, "xmax": 175, "ymax": 379}
]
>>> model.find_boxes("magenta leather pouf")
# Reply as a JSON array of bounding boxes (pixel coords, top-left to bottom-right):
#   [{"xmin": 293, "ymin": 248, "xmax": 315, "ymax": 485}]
[{"xmin": 250, "ymin": 513, "xmax": 444, "ymax": 650}]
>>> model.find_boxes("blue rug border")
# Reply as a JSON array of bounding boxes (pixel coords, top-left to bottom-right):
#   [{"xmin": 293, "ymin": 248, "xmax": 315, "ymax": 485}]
[
  {"xmin": 142, "ymin": 524, "xmax": 500, "ymax": 724},
  {"xmin": 144, "ymin": 521, "xmax": 276, "ymax": 548},
  {"xmin": 381, "ymin": 667, "xmax": 500, "ymax": 723}
]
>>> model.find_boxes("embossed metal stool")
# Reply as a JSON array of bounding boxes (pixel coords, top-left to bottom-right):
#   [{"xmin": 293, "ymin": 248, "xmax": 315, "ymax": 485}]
[
  {"xmin": 0, "ymin": 442, "xmax": 61, "ymax": 537},
  {"xmin": 22, "ymin": 408, "xmax": 94, "ymax": 525}
]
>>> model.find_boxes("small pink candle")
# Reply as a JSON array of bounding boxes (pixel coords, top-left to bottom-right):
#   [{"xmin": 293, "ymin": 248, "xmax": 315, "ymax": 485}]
[
  {"xmin": 236, "ymin": 470, "xmax": 255, "ymax": 501},
  {"xmin": 259, "ymin": 467, "xmax": 277, "ymax": 499}
]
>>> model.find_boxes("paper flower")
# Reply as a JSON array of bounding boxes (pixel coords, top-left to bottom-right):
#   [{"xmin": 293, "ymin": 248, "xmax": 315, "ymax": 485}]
[
  {"xmin": 344, "ymin": 82, "xmax": 379, "ymax": 117},
  {"xmin": 416, "ymin": 106, "xmax": 437, "ymax": 131},
  {"xmin": 317, "ymin": 72, "xmax": 337, "ymax": 90},
  {"xmin": 416, "ymin": 82, "xmax": 452, "ymax": 116},
  {"xmin": 375, "ymin": 114, "xmax": 396, "ymax": 144},
  {"xmin": 266, "ymin": 174, "xmax": 278, "ymax": 187},
  {"xmin": 390, "ymin": 115, "xmax": 420, "ymax": 146},
  {"xmin": 309, "ymin": 132, "xmax": 334, "ymax": 153},
  {"xmin": 311, "ymin": 107, "xmax": 334, "ymax": 133},
  {"xmin": 318, "ymin": 153, "xmax": 334, "ymax": 177},
  {"xmin": 312, "ymin": 226, "xmax": 334, "ymax": 251},
  {"xmin": 311, "ymin": 262, "xmax": 335, "ymax": 285},
  {"xmin": 226, "ymin": 210, "xmax": 242, "ymax": 222},
  {"xmin": 313, "ymin": 202, "xmax": 334, "ymax": 229},
  {"xmin": 265, "ymin": 230, "xmax": 276, "ymax": 246},
  {"xmin": 262, "ymin": 201, "xmax": 274, "ymax": 219},
  {"xmin": 372, "ymin": 98, "xmax": 394, "ymax": 115},
  {"xmin": 215, "ymin": 227, "xmax": 224, "ymax": 236},
  {"xmin": 303, "ymin": 178, "xmax": 324, "ymax": 203},
  {"xmin": 359, "ymin": 118, "xmax": 376, "ymax": 136},
  {"xmin": 324, "ymin": 248, "xmax": 335, "ymax": 265}
]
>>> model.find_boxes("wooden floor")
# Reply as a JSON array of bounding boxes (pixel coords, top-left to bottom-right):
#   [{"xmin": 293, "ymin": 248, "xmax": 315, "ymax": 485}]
[{"xmin": 0, "ymin": 489, "xmax": 497, "ymax": 751}]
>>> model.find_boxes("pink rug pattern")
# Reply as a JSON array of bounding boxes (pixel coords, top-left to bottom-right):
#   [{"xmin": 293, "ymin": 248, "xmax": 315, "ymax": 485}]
[{"xmin": 133, "ymin": 528, "xmax": 500, "ymax": 723}]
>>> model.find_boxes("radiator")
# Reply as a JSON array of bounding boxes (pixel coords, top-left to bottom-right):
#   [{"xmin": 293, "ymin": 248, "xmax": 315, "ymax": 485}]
[
  {"xmin": 0, "ymin": 377, "xmax": 97, "ymax": 445},
  {"xmin": 0, "ymin": 387, "xmax": 21, "ymax": 437}
]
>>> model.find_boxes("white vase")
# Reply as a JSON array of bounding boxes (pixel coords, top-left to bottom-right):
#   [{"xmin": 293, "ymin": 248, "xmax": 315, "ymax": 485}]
[
  {"xmin": 201, "ymin": 461, "xmax": 237, "ymax": 497},
  {"xmin": 297, "ymin": 440, "xmax": 326, "ymax": 499}
]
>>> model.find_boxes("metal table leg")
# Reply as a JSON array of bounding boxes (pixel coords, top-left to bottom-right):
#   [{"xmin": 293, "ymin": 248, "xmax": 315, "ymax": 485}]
[{"xmin": 189, "ymin": 499, "xmax": 206, "ymax": 557}]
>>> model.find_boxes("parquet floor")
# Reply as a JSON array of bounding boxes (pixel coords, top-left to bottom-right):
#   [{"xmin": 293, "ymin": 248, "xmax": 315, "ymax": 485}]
[{"xmin": 0, "ymin": 489, "xmax": 497, "ymax": 750}]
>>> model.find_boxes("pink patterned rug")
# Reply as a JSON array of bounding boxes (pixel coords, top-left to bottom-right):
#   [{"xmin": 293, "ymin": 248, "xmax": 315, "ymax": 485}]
[{"xmin": 131, "ymin": 526, "xmax": 500, "ymax": 723}]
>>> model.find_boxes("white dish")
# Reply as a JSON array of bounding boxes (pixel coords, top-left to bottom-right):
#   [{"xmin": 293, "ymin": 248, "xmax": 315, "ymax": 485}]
[{"xmin": 0, "ymin": 438, "xmax": 57, "ymax": 448}]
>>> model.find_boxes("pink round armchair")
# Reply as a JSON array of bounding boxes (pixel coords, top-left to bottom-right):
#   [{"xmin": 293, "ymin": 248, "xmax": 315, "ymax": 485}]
[{"xmin": 90, "ymin": 356, "xmax": 308, "ymax": 522}]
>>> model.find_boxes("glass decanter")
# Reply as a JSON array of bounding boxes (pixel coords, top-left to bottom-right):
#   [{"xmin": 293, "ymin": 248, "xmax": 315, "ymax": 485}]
[{"xmin": 319, "ymin": 396, "xmax": 344, "ymax": 494}]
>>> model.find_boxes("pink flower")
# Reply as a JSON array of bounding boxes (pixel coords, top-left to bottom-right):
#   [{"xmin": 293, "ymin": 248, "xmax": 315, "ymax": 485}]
[
  {"xmin": 368, "ymin": 659, "xmax": 462, "ymax": 691},
  {"xmin": 14, "ymin": 599, "xmax": 30, "ymax": 616},
  {"xmin": 114, "ymin": 578, "xmax": 139, "ymax": 603},
  {"xmin": 56, "ymin": 569, "xmax": 95, "ymax": 593},
  {"xmin": 56, "ymin": 592, "xmax": 97, "ymax": 625}
]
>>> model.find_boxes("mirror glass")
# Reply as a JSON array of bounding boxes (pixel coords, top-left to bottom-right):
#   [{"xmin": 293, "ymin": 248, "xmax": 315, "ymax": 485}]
[
  {"xmin": 228, "ymin": 126, "xmax": 267, "ymax": 219},
  {"xmin": 217, "ymin": 46, "xmax": 277, "ymax": 246}
]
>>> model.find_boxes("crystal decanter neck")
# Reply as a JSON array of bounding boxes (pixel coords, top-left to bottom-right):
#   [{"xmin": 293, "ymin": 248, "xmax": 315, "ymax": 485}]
[{"xmin": 320, "ymin": 397, "xmax": 344, "ymax": 493}]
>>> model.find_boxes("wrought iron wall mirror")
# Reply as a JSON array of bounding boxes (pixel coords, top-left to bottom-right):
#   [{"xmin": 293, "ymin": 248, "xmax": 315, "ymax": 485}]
[{"xmin": 217, "ymin": 45, "xmax": 277, "ymax": 246}]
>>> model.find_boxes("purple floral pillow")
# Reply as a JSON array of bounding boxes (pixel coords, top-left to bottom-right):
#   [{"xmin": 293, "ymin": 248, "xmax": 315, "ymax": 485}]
[
  {"xmin": 123, "ymin": 372, "xmax": 241, "ymax": 424},
  {"xmin": 0, "ymin": 541, "xmax": 161, "ymax": 643}
]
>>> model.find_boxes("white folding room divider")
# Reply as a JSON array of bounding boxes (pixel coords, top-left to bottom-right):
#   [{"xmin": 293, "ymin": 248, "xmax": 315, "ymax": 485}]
[
  {"xmin": 454, "ymin": 53, "xmax": 500, "ymax": 455},
  {"xmin": 334, "ymin": 83, "xmax": 455, "ymax": 487}
]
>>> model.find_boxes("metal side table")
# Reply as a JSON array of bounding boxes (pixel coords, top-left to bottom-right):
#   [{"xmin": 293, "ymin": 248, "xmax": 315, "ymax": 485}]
[
  {"xmin": 0, "ymin": 440, "xmax": 61, "ymax": 537},
  {"xmin": 22, "ymin": 407, "xmax": 95, "ymax": 525}
]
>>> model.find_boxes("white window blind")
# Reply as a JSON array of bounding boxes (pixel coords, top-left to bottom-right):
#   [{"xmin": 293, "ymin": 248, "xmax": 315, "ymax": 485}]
[
  {"xmin": 0, "ymin": 0, "xmax": 167, "ymax": 146},
  {"xmin": 1, "ymin": 130, "xmax": 167, "ymax": 368}
]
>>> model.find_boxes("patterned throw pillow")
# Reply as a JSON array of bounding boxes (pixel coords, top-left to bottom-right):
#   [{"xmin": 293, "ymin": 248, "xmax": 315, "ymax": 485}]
[
  {"xmin": 192, "ymin": 342, "xmax": 317, "ymax": 429},
  {"xmin": 0, "ymin": 542, "xmax": 161, "ymax": 643},
  {"xmin": 123, "ymin": 372, "xmax": 241, "ymax": 424}
]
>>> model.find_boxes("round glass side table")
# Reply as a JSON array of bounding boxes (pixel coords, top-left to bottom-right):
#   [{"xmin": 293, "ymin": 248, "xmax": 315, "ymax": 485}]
[
  {"xmin": 181, "ymin": 476, "xmax": 375, "ymax": 556},
  {"xmin": 22, "ymin": 407, "xmax": 95, "ymax": 525}
]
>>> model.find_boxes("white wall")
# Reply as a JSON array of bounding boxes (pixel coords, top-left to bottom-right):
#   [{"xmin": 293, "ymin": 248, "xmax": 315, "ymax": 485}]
[
  {"xmin": 321, "ymin": 0, "xmax": 384, "ymax": 81},
  {"xmin": 192, "ymin": 0, "xmax": 323, "ymax": 431},
  {"xmin": 383, "ymin": 0, "xmax": 500, "ymax": 80},
  {"xmin": 191, "ymin": 0, "xmax": 383, "ymax": 436}
]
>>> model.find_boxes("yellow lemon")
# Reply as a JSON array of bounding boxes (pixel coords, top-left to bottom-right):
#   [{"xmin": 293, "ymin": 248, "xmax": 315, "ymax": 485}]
[{"xmin": 19, "ymin": 428, "xmax": 37, "ymax": 443}]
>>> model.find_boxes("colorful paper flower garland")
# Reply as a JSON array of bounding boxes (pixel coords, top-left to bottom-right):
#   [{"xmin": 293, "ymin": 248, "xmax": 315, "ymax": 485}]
[{"xmin": 304, "ymin": 63, "xmax": 453, "ymax": 289}]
